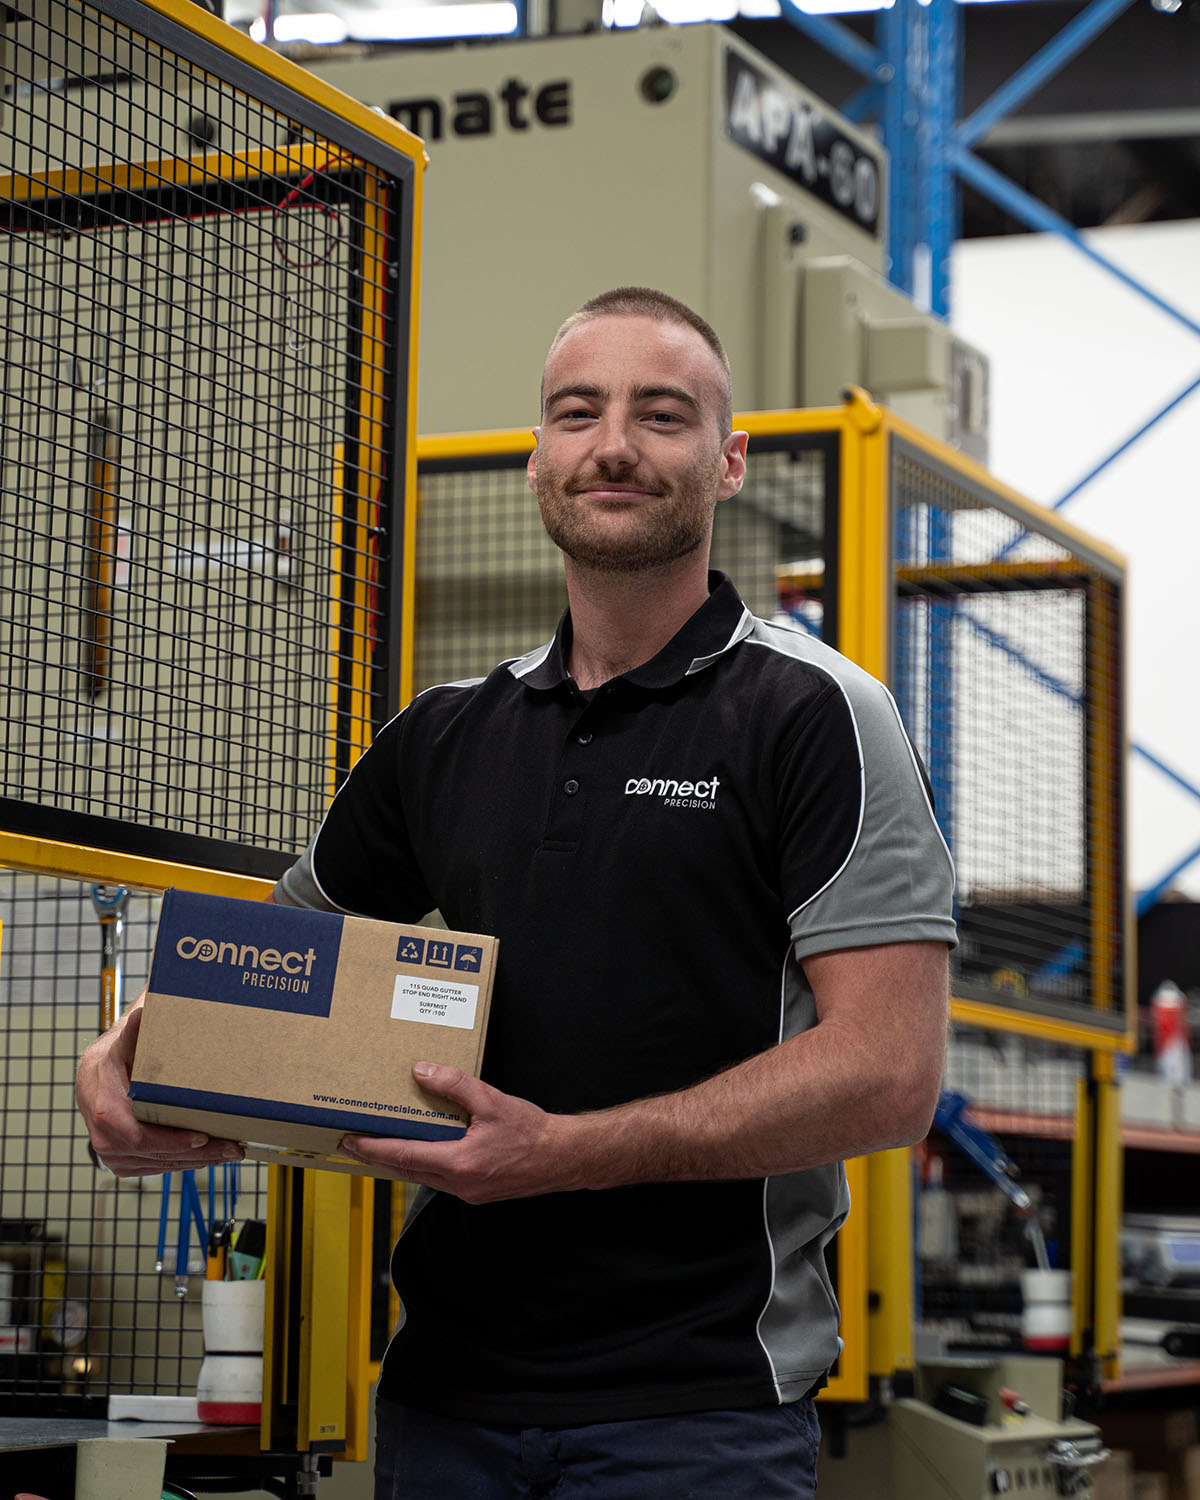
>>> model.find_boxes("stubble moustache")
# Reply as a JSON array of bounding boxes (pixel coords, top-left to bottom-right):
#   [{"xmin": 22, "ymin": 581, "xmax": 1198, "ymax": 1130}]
[{"xmin": 535, "ymin": 458, "xmax": 722, "ymax": 575}]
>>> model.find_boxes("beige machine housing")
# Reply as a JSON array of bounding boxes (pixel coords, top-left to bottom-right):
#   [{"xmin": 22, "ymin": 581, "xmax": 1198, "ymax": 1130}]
[
  {"xmin": 306, "ymin": 24, "xmax": 986, "ymax": 455},
  {"xmin": 3, "ymin": 15, "xmax": 988, "ymax": 452},
  {"xmin": 891, "ymin": 1358, "xmax": 1106, "ymax": 1500}
]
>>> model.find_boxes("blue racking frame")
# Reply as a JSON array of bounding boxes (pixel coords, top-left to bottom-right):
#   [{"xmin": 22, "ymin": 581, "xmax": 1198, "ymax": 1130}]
[{"xmin": 779, "ymin": 0, "xmax": 1200, "ymax": 914}]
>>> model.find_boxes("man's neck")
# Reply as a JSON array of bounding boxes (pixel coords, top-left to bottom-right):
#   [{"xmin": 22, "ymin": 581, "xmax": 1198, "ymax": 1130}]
[{"xmin": 562, "ymin": 556, "xmax": 712, "ymax": 692}]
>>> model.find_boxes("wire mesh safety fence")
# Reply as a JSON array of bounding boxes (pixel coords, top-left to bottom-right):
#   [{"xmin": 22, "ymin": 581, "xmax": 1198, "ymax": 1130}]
[
  {"xmin": 888, "ymin": 438, "xmax": 1126, "ymax": 1033},
  {"xmin": 0, "ymin": 869, "xmax": 268, "ymax": 1413},
  {"xmin": 1, "ymin": 0, "xmax": 415, "ymax": 877}
]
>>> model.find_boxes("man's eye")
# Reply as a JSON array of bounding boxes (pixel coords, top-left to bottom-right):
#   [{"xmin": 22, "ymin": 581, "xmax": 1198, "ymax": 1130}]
[{"xmin": 646, "ymin": 411, "xmax": 682, "ymax": 425}]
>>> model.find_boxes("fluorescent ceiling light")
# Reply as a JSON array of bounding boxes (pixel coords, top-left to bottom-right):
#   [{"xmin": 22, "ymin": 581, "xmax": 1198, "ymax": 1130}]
[
  {"xmin": 271, "ymin": 10, "xmax": 350, "ymax": 40},
  {"xmin": 341, "ymin": 1, "xmax": 518, "ymax": 37},
  {"xmin": 655, "ymin": 0, "xmax": 738, "ymax": 19},
  {"xmin": 785, "ymin": 0, "xmax": 892, "ymax": 10},
  {"xmin": 705, "ymin": 0, "xmax": 1048, "ymax": 12},
  {"xmin": 603, "ymin": 0, "xmax": 641, "ymax": 22},
  {"xmin": 603, "ymin": 0, "xmax": 891, "ymax": 20}
]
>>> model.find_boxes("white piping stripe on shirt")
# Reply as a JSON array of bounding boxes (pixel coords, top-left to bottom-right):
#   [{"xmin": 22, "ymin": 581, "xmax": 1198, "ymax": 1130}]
[
  {"xmin": 741, "ymin": 635, "xmax": 869, "ymax": 925},
  {"xmin": 751, "ymin": 945, "xmax": 794, "ymax": 1403},
  {"xmin": 754, "ymin": 1174, "xmax": 786, "ymax": 1404},
  {"xmin": 685, "ymin": 605, "xmax": 756, "ymax": 675},
  {"xmin": 508, "ymin": 641, "xmax": 555, "ymax": 678}
]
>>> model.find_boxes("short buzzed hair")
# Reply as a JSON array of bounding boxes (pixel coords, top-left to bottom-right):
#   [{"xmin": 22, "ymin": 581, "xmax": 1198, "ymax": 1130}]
[{"xmin": 545, "ymin": 287, "xmax": 734, "ymax": 433}]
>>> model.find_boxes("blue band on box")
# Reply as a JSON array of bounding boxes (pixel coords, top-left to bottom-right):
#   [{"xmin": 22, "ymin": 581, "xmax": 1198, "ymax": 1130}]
[
  {"xmin": 129, "ymin": 1081, "xmax": 467, "ymax": 1142},
  {"xmin": 150, "ymin": 889, "xmax": 342, "ymax": 1019}
]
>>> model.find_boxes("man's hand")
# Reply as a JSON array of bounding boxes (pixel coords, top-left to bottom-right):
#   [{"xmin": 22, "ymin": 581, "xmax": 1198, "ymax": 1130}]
[
  {"xmin": 75, "ymin": 1002, "xmax": 244, "ymax": 1178},
  {"xmin": 338, "ymin": 1063, "xmax": 577, "ymax": 1204}
]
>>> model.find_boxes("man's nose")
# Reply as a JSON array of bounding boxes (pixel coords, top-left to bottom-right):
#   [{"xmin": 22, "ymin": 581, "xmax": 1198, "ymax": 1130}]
[{"xmin": 591, "ymin": 413, "xmax": 638, "ymax": 470}]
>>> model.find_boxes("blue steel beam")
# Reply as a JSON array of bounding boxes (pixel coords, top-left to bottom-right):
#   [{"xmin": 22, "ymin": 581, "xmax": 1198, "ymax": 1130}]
[
  {"xmin": 839, "ymin": 80, "xmax": 883, "ymax": 126},
  {"xmin": 952, "ymin": 145, "xmax": 1200, "ymax": 342},
  {"xmin": 927, "ymin": 0, "xmax": 960, "ymax": 316},
  {"xmin": 1134, "ymin": 742, "xmax": 1200, "ymax": 808},
  {"xmin": 1137, "ymin": 841, "xmax": 1200, "ymax": 915},
  {"xmin": 880, "ymin": 0, "xmax": 921, "ymax": 295},
  {"xmin": 1053, "ymin": 370, "xmax": 1200, "ymax": 512},
  {"xmin": 789, "ymin": 0, "xmax": 1196, "ymax": 915},
  {"xmin": 994, "ymin": 367, "xmax": 1200, "ymax": 558},
  {"xmin": 950, "ymin": 57, "xmax": 1200, "ymax": 919},
  {"xmin": 957, "ymin": 0, "xmax": 1137, "ymax": 151}
]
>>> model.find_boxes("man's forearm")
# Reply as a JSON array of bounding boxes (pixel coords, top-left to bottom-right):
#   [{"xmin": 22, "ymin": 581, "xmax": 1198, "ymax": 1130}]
[{"xmin": 554, "ymin": 1010, "xmax": 942, "ymax": 1191}]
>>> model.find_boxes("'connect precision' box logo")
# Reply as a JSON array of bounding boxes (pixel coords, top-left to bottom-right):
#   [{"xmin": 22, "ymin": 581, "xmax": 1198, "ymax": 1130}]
[{"xmin": 149, "ymin": 890, "xmax": 341, "ymax": 1018}]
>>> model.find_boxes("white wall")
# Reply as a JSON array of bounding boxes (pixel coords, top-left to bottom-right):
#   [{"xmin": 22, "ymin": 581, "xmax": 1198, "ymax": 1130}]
[{"xmin": 951, "ymin": 220, "xmax": 1200, "ymax": 901}]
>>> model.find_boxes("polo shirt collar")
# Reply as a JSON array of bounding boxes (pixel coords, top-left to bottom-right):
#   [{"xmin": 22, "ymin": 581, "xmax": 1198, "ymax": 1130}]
[{"xmin": 511, "ymin": 572, "xmax": 754, "ymax": 693}]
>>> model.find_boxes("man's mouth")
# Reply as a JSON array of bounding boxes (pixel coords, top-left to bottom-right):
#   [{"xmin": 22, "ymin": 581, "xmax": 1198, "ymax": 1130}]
[{"xmin": 569, "ymin": 481, "xmax": 666, "ymax": 500}]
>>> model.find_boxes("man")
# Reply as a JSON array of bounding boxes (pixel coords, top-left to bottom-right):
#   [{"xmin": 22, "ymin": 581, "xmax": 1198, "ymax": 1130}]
[{"xmin": 78, "ymin": 287, "xmax": 956, "ymax": 1499}]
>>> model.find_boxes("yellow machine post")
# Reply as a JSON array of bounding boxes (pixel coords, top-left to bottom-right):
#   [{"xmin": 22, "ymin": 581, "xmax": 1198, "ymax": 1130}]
[
  {"xmin": 343, "ymin": 1177, "xmax": 376, "ymax": 1462},
  {"xmin": 262, "ymin": 1167, "xmax": 375, "ymax": 1455},
  {"xmin": 835, "ymin": 389, "xmax": 890, "ymax": 678},
  {"xmin": 298, "ymin": 1172, "xmax": 352, "ymax": 1448},
  {"xmin": 866, "ymin": 1149, "xmax": 917, "ymax": 1378},
  {"xmin": 1069, "ymin": 1075, "xmax": 1095, "ymax": 1360},
  {"xmin": 261, "ymin": 1166, "xmax": 294, "ymax": 1454},
  {"xmin": 821, "ymin": 1155, "xmax": 870, "ymax": 1403},
  {"xmin": 833, "ymin": 394, "xmax": 921, "ymax": 1380},
  {"xmin": 1091, "ymin": 1054, "xmax": 1124, "ymax": 1380}
]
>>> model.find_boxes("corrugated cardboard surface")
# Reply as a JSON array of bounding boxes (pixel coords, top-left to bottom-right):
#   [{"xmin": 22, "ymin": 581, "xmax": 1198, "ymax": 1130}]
[
  {"xmin": 1094, "ymin": 1452, "xmax": 1135, "ymax": 1500},
  {"xmin": 1097, "ymin": 1410, "xmax": 1200, "ymax": 1500},
  {"xmin": 129, "ymin": 891, "xmax": 497, "ymax": 1174}
]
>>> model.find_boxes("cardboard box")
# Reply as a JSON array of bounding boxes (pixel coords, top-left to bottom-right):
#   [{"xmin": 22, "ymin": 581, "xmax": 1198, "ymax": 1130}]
[
  {"xmin": 1098, "ymin": 1412, "xmax": 1200, "ymax": 1500},
  {"xmin": 1182, "ymin": 1447, "xmax": 1200, "ymax": 1500},
  {"xmin": 1099, "ymin": 1410, "xmax": 1199, "ymax": 1458},
  {"xmin": 1094, "ymin": 1451, "xmax": 1136, "ymax": 1500},
  {"xmin": 1133, "ymin": 1478, "xmax": 1169, "ymax": 1500},
  {"xmin": 129, "ymin": 890, "xmax": 497, "ymax": 1175}
]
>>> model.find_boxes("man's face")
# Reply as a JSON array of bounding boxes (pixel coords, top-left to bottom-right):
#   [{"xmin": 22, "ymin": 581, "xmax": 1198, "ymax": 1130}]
[{"xmin": 527, "ymin": 315, "xmax": 747, "ymax": 575}]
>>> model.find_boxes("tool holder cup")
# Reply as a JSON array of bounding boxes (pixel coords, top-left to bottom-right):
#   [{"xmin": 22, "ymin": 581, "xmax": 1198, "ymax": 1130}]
[
  {"xmin": 1020, "ymin": 1268, "xmax": 1072, "ymax": 1354},
  {"xmin": 197, "ymin": 1280, "xmax": 265, "ymax": 1424}
]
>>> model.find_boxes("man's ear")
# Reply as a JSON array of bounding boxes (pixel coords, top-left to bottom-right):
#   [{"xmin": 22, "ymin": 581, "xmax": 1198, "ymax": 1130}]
[
  {"xmin": 526, "ymin": 427, "xmax": 541, "ymax": 494},
  {"xmin": 719, "ymin": 429, "xmax": 749, "ymax": 500}
]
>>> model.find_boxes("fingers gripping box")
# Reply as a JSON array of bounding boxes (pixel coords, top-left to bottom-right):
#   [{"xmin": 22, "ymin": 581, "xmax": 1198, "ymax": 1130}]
[{"xmin": 129, "ymin": 891, "xmax": 497, "ymax": 1176}]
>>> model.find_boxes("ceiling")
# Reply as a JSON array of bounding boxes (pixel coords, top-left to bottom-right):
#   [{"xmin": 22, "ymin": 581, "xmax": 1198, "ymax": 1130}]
[{"xmin": 726, "ymin": 0, "xmax": 1200, "ymax": 238}]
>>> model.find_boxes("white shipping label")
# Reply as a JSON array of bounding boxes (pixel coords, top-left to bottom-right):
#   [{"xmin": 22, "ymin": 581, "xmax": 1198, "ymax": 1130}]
[{"xmin": 391, "ymin": 975, "xmax": 479, "ymax": 1030}]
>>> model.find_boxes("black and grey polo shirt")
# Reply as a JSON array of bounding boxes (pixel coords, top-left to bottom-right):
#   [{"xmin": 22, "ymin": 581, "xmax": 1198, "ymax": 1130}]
[{"xmin": 275, "ymin": 571, "xmax": 957, "ymax": 1425}]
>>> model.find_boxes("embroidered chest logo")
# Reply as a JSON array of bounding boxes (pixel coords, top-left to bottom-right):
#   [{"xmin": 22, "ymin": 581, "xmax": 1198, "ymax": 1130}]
[{"xmin": 624, "ymin": 774, "xmax": 721, "ymax": 811}]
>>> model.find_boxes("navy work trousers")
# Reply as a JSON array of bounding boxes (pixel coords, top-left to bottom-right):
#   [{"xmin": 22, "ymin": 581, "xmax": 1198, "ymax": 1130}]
[{"xmin": 373, "ymin": 1394, "xmax": 820, "ymax": 1499}]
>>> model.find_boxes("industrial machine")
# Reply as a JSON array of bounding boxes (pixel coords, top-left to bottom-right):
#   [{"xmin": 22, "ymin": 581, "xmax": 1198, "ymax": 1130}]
[
  {"xmin": 891, "ymin": 1357, "xmax": 1108, "ymax": 1499},
  {"xmin": 305, "ymin": 24, "xmax": 988, "ymax": 451}
]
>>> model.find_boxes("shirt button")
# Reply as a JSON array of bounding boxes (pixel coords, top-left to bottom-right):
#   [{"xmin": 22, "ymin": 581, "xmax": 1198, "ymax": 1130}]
[
  {"xmin": 564, "ymin": 779, "xmax": 579, "ymax": 796},
  {"xmin": 577, "ymin": 732, "xmax": 593, "ymax": 745}
]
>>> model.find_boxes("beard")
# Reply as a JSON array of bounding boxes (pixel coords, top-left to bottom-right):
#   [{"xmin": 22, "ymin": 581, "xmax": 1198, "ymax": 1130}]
[{"xmin": 534, "ymin": 455, "xmax": 723, "ymax": 575}]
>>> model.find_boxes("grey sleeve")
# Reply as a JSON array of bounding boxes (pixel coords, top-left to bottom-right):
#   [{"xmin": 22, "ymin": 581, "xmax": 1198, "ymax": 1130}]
[
  {"xmin": 787, "ymin": 668, "xmax": 958, "ymax": 958},
  {"xmin": 272, "ymin": 838, "xmax": 344, "ymax": 912}
]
